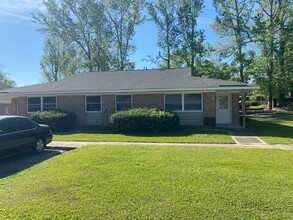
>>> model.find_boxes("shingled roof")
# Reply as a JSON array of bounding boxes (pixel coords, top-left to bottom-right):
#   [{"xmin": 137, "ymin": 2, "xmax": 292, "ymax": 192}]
[{"xmin": 1, "ymin": 68, "xmax": 258, "ymax": 95}]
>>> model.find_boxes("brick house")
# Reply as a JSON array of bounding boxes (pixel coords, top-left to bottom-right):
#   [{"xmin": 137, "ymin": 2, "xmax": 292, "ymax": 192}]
[{"xmin": 0, "ymin": 68, "xmax": 258, "ymax": 126}]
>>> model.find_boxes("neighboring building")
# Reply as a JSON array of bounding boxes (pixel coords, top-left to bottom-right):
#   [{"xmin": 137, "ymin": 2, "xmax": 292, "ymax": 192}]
[
  {"xmin": 0, "ymin": 95, "xmax": 11, "ymax": 115},
  {"xmin": 0, "ymin": 68, "xmax": 259, "ymax": 127}
]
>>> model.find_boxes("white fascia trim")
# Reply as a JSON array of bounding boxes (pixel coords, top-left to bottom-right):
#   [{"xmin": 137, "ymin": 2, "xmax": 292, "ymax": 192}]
[{"xmin": 4, "ymin": 86, "xmax": 260, "ymax": 96}]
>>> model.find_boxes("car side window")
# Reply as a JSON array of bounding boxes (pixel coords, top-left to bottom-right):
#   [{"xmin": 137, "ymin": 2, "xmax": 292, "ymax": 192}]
[
  {"xmin": 17, "ymin": 118, "xmax": 36, "ymax": 131},
  {"xmin": 0, "ymin": 119, "xmax": 18, "ymax": 134}
]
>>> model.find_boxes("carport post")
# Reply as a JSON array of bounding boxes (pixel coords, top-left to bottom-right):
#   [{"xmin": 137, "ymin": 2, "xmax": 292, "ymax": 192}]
[{"xmin": 242, "ymin": 91, "xmax": 246, "ymax": 128}]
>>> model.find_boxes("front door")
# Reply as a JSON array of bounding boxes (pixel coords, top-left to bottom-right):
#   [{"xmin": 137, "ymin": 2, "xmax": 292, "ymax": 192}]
[{"xmin": 216, "ymin": 94, "xmax": 231, "ymax": 124}]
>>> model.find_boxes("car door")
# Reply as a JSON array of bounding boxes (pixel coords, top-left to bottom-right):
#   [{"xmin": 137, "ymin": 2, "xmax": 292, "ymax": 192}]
[
  {"xmin": 15, "ymin": 118, "xmax": 37, "ymax": 151},
  {"xmin": 0, "ymin": 118, "xmax": 18, "ymax": 156}
]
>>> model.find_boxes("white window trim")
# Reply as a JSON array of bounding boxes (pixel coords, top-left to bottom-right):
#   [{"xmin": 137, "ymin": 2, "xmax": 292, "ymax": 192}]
[
  {"xmin": 115, "ymin": 94, "xmax": 133, "ymax": 112},
  {"xmin": 85, "ymin": 95, "xmax": 102, "ymax": 113},
  {"xmin": 27, "ymin": 96, "xmax": 57, "ymax": 113},
  {"xmin": 164, "ymin": 93, "xmax": 203, "ymax": 112}
]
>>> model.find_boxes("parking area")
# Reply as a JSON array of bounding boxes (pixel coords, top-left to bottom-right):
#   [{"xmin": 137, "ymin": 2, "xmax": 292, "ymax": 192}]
[{"xmin": 0, "ymin": 147, "xmax": 74, "ymax": 179}]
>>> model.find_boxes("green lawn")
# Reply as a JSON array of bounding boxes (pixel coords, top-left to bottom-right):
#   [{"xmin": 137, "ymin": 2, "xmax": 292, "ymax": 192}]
[
  {"xmin": 54, "ymin": 126, "xmax": 234, "ymax": 144},
  {"xmin": 1, "ymin": 145, "xmax": 293, "ymax": 219},
  {"xmin": 247, "ymin": 113, "xmax": 293, "ymax": 144}
]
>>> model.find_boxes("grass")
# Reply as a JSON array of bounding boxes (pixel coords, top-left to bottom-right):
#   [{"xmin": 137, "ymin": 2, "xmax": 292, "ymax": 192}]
[
  {"xmin": 53, "ymin": 126, "xmax": 234, "ymax": 144},
  {"xmin": 1, "ymin": 145, "xmax": 293, "ymax": 219},
  {"xmin": 247, "ymin": 113, "xmax": 293, "ymax": 144}
]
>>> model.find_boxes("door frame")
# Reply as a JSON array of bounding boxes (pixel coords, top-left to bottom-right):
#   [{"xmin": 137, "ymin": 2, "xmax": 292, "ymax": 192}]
[{"xmin": 216, "ymin": 93, "xmax": 232, "ymax": 124}]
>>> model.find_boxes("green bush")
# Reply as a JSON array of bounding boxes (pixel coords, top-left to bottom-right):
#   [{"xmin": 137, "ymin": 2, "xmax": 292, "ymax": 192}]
[
  {"xmin": 285, "ymin": 102, "xmax": 293, "ymax": 111},
  {"xmin": 109, "ymin": 108, "xmax": 179, "ymax": 133},
  {"xmin": 30, "ymin": 110, "xmax": 77, "ymax": 132}
]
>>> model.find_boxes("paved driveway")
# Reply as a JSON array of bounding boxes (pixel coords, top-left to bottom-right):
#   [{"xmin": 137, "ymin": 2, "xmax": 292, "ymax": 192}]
[{"xmin": 0, "ymin": 147, "xmax": 73, "ymax": 179}]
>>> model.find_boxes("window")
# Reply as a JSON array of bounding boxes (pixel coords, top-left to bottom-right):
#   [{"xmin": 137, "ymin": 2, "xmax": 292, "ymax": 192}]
[
  {"xmin": 116, "ymin": 95, "xmax": 132, "ymax": 111},
  {"xmin": 165, "ymin": 94, "xmax": 182, "ymax": 111},
  {"xmin": 165, "ymin": 94, "xmax": 202, "ymax": 111},
  {"xmin": 17, "ymin": 118, "xmax": 36, "ymax": 131},
  {"xmin": 43, "ymin": 97, "xmax": 56, "ymax": 111},
  {"xmin": 184, "ymin": 94, "xmax": 202, "ymax": 111},
  {"xmin": 86, "ymin": 96, "xmax": 101, "ymax": 112},
  {"xmin": 28, "ymin": 97, "xmax": 41, "ymax": 112},
  {"xmin": 0, "ymin": 118, "xmax": 18, "ymax": 134},
  {"xmin": 28, "ymin": 97, "xmax": 56, "ymax": 112}
]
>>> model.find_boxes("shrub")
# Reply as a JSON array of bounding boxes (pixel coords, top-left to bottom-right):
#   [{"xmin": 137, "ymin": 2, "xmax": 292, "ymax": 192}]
[
  {"xmin": 30, "ymin": 110, "xmax": 77, "ymax": 132},
  {"xmin": 285, "ymin": 102, "xmax": 293, "ymax": 111},
  {"xmin": 109, "ymin": 108, "xmax": 179, "ymax": 133}
]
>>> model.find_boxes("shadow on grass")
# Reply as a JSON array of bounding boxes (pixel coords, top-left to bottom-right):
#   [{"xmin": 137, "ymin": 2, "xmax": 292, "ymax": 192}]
[
  {"xmin": 247, "ymin": 118, "xmax": 293, "ymax": 139},
  {"xmin": 0, "ymin": 148, "xmax": 72, "ymax": 179},
  {"xmin": 55, "ymin": 126, "xmax": 229, "ymax": 138}
]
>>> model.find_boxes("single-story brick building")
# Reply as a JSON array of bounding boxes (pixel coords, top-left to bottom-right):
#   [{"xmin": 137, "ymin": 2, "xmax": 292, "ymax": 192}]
[{"xmin": 0, "ymin": 68, "xmax": 258, "ymax": 126}]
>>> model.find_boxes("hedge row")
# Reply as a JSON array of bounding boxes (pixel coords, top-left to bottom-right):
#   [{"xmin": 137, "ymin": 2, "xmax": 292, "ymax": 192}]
[
  {"xmin": 109, "ymin": 108, "xmax": 179, "ymax": 133},
  {"xmin": 30, "ymin": 110, "xmax": 77, "ymax": 132}
]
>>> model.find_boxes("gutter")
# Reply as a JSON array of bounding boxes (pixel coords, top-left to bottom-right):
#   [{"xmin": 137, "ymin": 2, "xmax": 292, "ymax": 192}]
[{"xmin": 1, "ymin": 86, "xmax": 260, "ymax": 97}]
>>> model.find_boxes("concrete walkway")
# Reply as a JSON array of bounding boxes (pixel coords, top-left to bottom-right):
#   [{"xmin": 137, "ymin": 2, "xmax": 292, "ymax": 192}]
[
  {"xmin": 47, "ymin": 140, "xmax": 293, "ymax": 150},
  {"xmin": 229, "ymin": 130, "xmax": 268, "ymax": 146}
]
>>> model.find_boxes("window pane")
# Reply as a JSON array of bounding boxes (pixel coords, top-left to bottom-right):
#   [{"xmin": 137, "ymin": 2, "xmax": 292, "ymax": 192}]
[
  {"xmin": 28, "ymin": 97, "xmax": 41, "ymax": 105},
  {"xmin": 165, "ymin": 94, "xmax": 182, "ymax": 111},
  {"xmin": 116, "ymin": 95, "xmax": 131, "ymax": 111},
  {"xmin": 0, "ymin": 119, "xmax": 17, "ymax": 134},
  {"xmin": 28, "ymin": 97, "xmax": 41, "ymax": 112},
  {"xmin": 86, "ymin": 96, "xmax": 101, "ymax": 112},
  {"xmin": 17, "ymin": 118, "xmax": 36, "ymax": 131},
  {"xmin": 43, "ymin": 97, "xmax": 56, "ymax": 111},
  {"xmin": 87, "ymin": 96, "xmax": 100, "ymax": 104},
  {"xmin": 184, "ymin": 94, "xmax": 202, "ymax": 111},
  {"xmin": 116, "ymin": 103, "xmax": 131, "ymax": 111},
  {"xmin": 117, "ymin": 95, "xmax": 131, "ymax": 103}
]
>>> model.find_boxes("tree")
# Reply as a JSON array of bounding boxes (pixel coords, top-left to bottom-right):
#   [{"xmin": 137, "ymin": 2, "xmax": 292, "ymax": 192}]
[
  {"xmin": 211, "ymin": 0, "xmax": 254, "ymax": 82},
  {"xmin": 173, "ymin": 0, "xmax": 206, "ymax": 75},
  {"xmin": 33, "ymin": 0, "xmax": 112, "ymax": 72},
  {"xmin": 40, "ymin": 35, "xmax": 79, "ymax": 82},
  {"xmin": 103, "ymin": 0, "xmax": 145, "ymax": 70},
  {"xmin": 147, "ymin": 0, "xmax": 177, "ymax": 69},
  {"xmin": 0, "ymin": 65, "xmax": 16, "ymax": 90},
  {"xmin": 253, "ymin": 0, "xmax": 293, "ymax": 109}
]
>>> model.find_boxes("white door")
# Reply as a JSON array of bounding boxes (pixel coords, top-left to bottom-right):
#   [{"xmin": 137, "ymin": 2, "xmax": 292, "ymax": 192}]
[{"xmin": 216, "ymin": 94, "xmax": 231, "ymax": 124}]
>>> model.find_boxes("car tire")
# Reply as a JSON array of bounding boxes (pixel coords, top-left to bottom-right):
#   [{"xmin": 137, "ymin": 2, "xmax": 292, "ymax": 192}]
[{"xmin": 33, "ymin": 139, "xmax": 45, "ymax": 153}]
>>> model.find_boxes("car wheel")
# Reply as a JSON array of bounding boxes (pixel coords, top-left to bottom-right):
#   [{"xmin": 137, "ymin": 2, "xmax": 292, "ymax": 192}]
[{"xmin": 34, "ymin": 139, "xmax": 45, "ymax": 153}]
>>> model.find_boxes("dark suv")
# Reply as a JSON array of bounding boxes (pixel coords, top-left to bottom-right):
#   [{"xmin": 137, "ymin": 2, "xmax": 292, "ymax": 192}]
[{"xmin": 0, "ymin": 116, "xmax": 53, "ymax": 158}]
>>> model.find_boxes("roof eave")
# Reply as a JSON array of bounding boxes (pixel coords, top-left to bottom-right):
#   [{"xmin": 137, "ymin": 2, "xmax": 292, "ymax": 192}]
[{"xmin": 2, "ymin": 86, "xmax": 260, "ymax": 97}]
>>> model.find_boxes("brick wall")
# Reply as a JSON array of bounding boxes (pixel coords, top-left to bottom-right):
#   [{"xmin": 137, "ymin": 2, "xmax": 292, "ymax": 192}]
[
  {"xmin": 232, "ymin": 93, "xmax": 240, "ymax": 125},
  {"xmin": 18, "ymin": 97, "xmax": 28, "ymax": 116},
  {"xmin": 102, "ymin": 95, "xmax": 115, "ymax": 126},
  {"xmin": 57, "ymin": 95, "xmax": 85, "ymax": 125},
  {"xmin": 133, "ymin": 94, "xmax": 164, "ymax": 109},
  {"xmin": 11, "ymin": 98, "xmax": 17, "ymax": 115},
  {"xmin": 203, "ymin": 92, "xmax": 216, "ymax": 126}
]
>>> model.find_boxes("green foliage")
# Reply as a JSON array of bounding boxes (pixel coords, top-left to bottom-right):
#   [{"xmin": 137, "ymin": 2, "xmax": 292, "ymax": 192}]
[
  {"xmin": 109, "ymin": 108, "xmax": 179, "ymax": 133},
  {"xmin": 103, "ymin": 0, "xmax": 145, "ymax": 70},
  {"xmin": 33, "ymin": 0, "xmax": 113, "ymax": 72},
  {"xmin": 30, "ymin": 110, "xmax": 77, "ymax": 132},
  {"xmin": 147, "ymin": 0, "xmax": 177, "ymax": 69},
  {"xmin": 0, "ymin": 65, "xmax": 16, "ymax": 90},
  {"xmin": 212, "ymin": 0, "xmax": 254, "ymax": 82},
  {"xmin": 40, "ymin": 35, "xmax": 79, "ymax": 82},
  {"xmin": 285, "ymin": 103, "xmax": 293, "ymax": 111}
]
